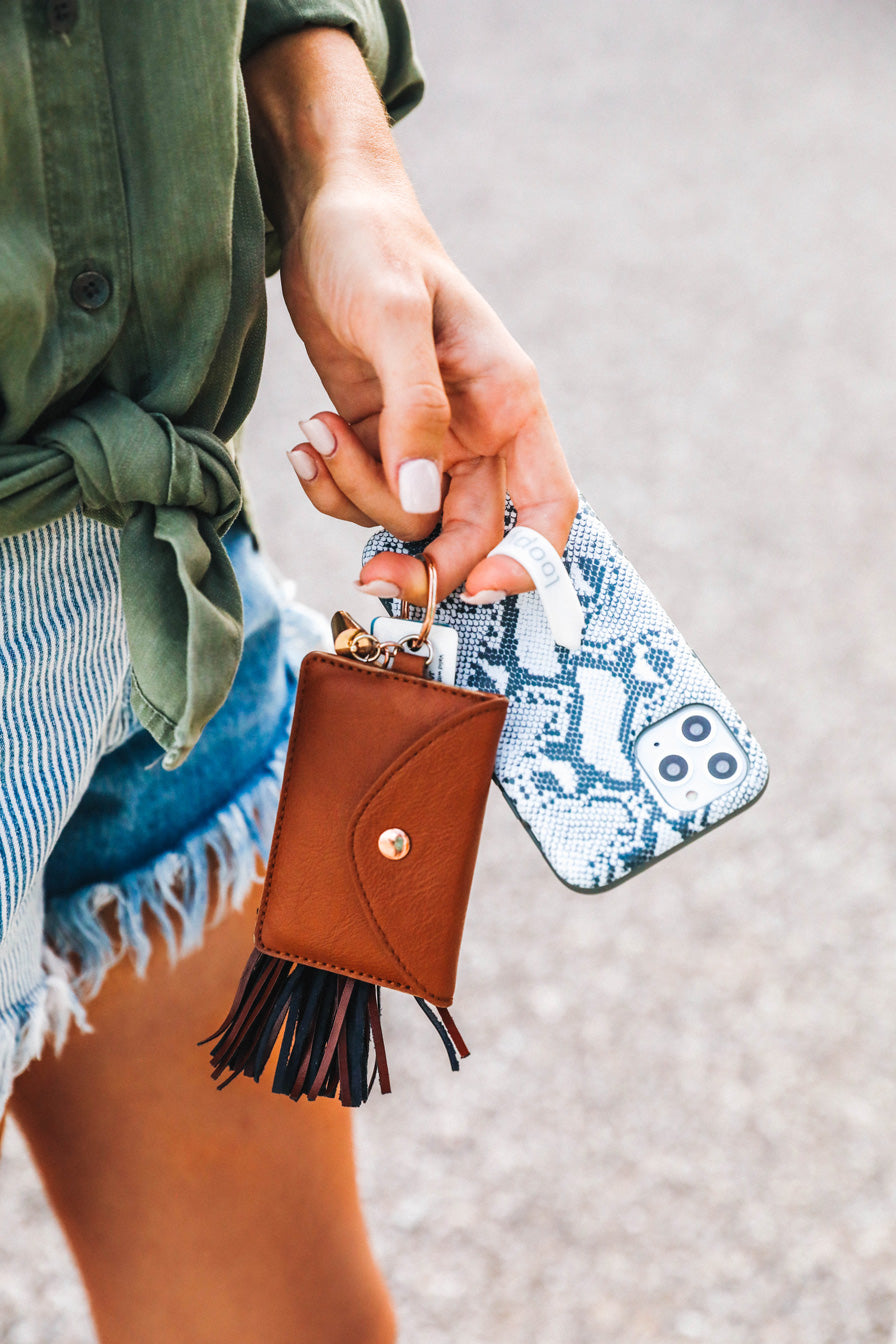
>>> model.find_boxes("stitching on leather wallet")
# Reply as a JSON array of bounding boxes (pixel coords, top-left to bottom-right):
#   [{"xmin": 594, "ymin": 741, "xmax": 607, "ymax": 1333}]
[
  {"xmin": 254, "ymin": 653, "xmax": 320, "ymax": 946},
  {"xmin": 256, "ymin": 652, "xmax": 505, "ymax": 1000},
  {"xmin": 258, "ymin": 652, "xmax": 493, "ymax": 931},
  {"xmin": 346, "ymin": 698, "xmax": 508, "ymax": 1002},
  {"xmin": 252, "ymin": 949, "xmax": 416, "ymax": 995},
  {"xmin": 256, "ymin": 653, "xmax": 440, "ymax": 993},
  {"xmin": 310, "ymin": 652, "xmax": 493, "ymax": 701}
]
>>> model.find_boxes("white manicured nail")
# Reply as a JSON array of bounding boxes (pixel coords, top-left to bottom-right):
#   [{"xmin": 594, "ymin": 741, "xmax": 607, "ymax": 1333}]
[
  {"xmin": 460, "ymin": 589, "xmax": 508, "ymax": 606},
  {"xmin": 299, "ymin": 419, "xmax": 337, "ymax": 457},
  {"xmin": 398, "ymin": 459, "xmax": 441, "ymax": 514},
  {"xmin": 287, "ymin": 446, "xmax": 317, "ymax": 482},
  {"xmin": 353, "ymin": 579, "xmax": 401, "ymax": 598}
]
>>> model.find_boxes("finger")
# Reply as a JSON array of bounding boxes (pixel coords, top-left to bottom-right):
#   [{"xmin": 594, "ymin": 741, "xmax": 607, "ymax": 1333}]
[
  {"xmin": 359, "ymin": 287, "xmax": 450, "ymax": 514},
  {"xmin": 286, "ymin": 443, "xmax": 376, "ymax": 526},
  {"xmin": 357, "ymin": 457, "xmax": 506, "ymax": 605},
  {"xmin": 462, "ymin": 409, "xmax": 579, "ymax": 598},
  {"xmin": 297, "ymin": 413, "xmax": 441, "ymax": 541}
]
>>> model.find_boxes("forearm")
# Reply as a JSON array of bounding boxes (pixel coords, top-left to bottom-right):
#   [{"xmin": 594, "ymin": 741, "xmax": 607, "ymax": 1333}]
[
  {"xmin": 245, "ymin": 23, "xmax": 575, "ymax": 583},
  {"xmin": 243, "ymin": 27, "xmax": 409, "ymax": 240}
]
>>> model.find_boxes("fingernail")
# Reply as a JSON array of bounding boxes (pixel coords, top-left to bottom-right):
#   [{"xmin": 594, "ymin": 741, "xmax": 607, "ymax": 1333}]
[
  {"xmin": 460, "ymin": 589, "xmax": 508, "ymax": 606},
  {"xmin": 353, "ymin": 579, "xmax": 402, "ymax": 598},
  {"xmin": 287, "ymin": 446, "xmax": 317, "ymax": 482},
  {"xmin": 398, "ymin": 459, "xmax": 441, "ymax": 514},
  {"xmin": 299, "ymin": 419, "xmax": 337, "ymax": 457}
]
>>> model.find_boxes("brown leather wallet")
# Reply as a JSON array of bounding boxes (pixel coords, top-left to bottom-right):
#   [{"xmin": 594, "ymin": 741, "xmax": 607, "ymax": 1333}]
[
  {"xmin": 201, "ymin": 621, "xmax": 507, "ymax": 1106},
  {"xmin": 257, "ymin": 650, "xmax": 507, "ymax": 1005}
]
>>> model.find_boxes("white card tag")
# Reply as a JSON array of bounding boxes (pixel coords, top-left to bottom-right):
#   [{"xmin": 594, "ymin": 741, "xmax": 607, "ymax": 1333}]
[
  {"xmin": 370, "ymin": 617, "xmax": 458, "ymax": 685},
  {"xmin": 487, "ymin": 526, "xmax": 584, "ymax": 652}
]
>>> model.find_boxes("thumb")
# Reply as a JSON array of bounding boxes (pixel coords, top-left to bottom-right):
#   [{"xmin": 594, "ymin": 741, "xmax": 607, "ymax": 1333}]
[{"xmin": 367, "ymin": 291, "xmax": 450, "ymax": 514}]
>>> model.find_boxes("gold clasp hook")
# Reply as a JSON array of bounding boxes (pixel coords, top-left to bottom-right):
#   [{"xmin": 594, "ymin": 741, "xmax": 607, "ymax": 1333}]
[{"xmin": 332, "ymin": 556, "xmax": 439, "ymax": 670}]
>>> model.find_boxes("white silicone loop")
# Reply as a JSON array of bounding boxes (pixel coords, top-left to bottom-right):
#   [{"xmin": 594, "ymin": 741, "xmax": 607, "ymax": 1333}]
[{"xmin": 488, "ymin": 526, "xmax": 584, "ymax": 652}]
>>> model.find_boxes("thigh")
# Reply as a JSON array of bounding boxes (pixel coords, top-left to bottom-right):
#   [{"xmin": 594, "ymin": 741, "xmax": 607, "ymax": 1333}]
[{"xmin": 10, "ymin": 894, "xmax": 394, "ymax": 1344}]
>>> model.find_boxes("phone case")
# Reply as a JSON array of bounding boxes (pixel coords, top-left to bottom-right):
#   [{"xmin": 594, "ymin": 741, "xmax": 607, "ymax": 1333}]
[{"xmin": 362, "ymin": 496, "xmax": 768, "ymax": 893}]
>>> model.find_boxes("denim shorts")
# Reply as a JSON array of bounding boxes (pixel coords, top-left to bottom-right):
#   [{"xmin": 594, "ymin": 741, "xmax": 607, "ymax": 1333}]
[{"xmin": 0, "ymin": 509, "xmax": 326, "ymax": 1111}]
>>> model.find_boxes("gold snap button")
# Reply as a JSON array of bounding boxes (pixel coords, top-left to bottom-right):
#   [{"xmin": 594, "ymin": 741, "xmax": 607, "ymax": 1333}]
[{"xmin": 378, "ymin": 828, "xmax": 411, "ymax": 860}]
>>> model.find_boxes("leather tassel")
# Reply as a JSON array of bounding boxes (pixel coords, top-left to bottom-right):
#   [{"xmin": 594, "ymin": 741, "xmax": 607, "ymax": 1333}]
[{"xmin": 199, "ymin": 950, "xmax": 469, "ymax": 1106}]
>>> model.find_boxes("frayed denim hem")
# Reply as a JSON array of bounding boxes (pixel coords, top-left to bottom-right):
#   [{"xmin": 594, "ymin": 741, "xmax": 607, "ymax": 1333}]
[
  {"xmin": 43, "ymin": 719, "xmax": 289, "ymax": 1002},
  {"xmin": 0, "ymin": 602, "xmax": 324, "ymax": 1113},
  {"xmin": 43, "ymin": 607, "xmax": 315, "ymax": 1004},
  {"xmin": 0, "ymin": 946, "xmax": 90, "ymax": 1113}
]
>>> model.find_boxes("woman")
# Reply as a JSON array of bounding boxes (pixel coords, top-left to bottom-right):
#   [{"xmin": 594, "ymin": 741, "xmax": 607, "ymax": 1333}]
[{"xmin": 1, "ymin": 6, "xmax": 576, "ymax": 1341}]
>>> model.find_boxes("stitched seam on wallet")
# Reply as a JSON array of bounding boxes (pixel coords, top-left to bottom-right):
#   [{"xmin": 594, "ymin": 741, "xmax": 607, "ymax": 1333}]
[
  {"xmin": 254, "ymin": 668, "xmax": 310, "ymax": 957},
  {"xmin": 254, "ymin": 953, "xmax": 415, "ymax": 992},
  {"xmin": 310, "ymin": 656, "xmax": 496, "ymax": 700},
  {"xmin": 256, "ymin": 653, "xmax": 505, "ymax": 996},
  {"xmin": 346, "ymin": 698, "xmax": 508, "ymax": 1002},
  {"xmin": 255, "ymin": 654, "xmax": 501, "ymax": 983}
]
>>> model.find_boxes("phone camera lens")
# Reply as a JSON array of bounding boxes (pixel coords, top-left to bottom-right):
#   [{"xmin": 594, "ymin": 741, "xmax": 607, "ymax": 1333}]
[
  {"xmin": 708, "ymin": 752, "xmax": 737, "ymax": 780},
  {"xmin": 659, "ymin": 754, "xmax": 688, "ymax": 782},
  {"xmin": 682, "ymin": 714, "xmax": 711, "ymax": 742}
]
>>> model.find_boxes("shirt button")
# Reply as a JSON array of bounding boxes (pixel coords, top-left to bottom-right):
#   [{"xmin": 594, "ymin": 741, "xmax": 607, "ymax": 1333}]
[
  {"xmin": 47, "ymin": 0, "xmax": 79, "ymax": 34},
  {"xmin": 71, "ymin": 270, "xmax": 111, "ymax": 311}
]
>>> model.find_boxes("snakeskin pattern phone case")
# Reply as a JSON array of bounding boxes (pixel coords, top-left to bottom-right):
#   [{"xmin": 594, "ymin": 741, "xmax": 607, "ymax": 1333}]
[{"xmin": 363, "ymin": 496, "xmax": 768, "ymax": 893}]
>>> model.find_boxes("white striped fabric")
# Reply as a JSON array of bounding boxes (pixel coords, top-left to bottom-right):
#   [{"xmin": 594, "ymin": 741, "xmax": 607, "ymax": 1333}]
[{"xmin": 0, "ymin": 507, "xmax": 131, "ymax": 1080}]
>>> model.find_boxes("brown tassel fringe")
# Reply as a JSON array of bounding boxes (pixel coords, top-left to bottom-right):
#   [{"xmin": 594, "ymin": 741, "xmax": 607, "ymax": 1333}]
[{"xmin": 199, "ymin": 949, "xmax": 469, "ymax": 1107}]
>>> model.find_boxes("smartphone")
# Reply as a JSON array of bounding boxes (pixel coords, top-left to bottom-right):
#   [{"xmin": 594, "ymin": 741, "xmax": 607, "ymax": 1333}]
[{"xmin": 362, "ymin": 496, "xmax": 768, "ymax": 893}]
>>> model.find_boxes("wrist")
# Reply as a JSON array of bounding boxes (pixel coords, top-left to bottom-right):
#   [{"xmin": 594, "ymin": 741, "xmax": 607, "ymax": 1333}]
[{"xmin": 243, "ymin": 27, "xmax": 405, "ymax": 240}]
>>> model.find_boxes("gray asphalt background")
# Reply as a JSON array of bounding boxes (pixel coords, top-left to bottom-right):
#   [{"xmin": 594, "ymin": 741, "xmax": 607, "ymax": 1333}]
[{"xmin": 3, "ymin": 2, "xmax": 896, "ymax": 1341}]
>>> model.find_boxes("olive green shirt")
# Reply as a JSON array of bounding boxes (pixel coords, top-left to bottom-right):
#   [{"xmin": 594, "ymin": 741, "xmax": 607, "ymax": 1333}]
[{"xmin": 0, "ymin": 0, "xmax": 422, "ymax": 766}]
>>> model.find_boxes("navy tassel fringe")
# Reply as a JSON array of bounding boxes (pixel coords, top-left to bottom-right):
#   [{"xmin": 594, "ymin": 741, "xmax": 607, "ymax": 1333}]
[{"xmin": 199, "ymin": 948, "xmax": 469, "ymax": 1106}]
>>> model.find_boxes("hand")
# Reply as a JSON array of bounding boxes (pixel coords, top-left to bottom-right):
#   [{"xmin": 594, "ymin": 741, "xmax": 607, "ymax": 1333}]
[
  {"xmin": 282, "ymin": 176, "xmax": 578, "ymax": 604},
  {"xmin": 245, "ymin": 29, "xmax": 578, "ymax": 606}
]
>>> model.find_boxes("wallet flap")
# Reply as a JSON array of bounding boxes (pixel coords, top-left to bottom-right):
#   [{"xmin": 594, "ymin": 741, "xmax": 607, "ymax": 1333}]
[
  {"xmin": 348, "ymin": 698, "xmax": 507, "ymax": 1005},
  {"xmin": 255, "ymin": 651, "xmax": 506, "ymax": 1005}
]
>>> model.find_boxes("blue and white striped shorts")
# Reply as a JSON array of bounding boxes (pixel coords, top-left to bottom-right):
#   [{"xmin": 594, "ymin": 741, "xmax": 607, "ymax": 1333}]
[{"xmin": 0, "ymin": 506, "xmax": 325, "ymax": 1112}]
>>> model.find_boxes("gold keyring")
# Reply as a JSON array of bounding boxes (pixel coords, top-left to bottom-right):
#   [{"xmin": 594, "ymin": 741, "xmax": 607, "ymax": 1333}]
[
  {"xmin": 348, "ymin": 629, "xmax": 382, "ymax": 663},
  {"xmin": 400, "ymin": 554, "xmax": 438, "ymax": 649},
  {"xmin": 398, "ymin": 633, "xmax": 434, "ymax": 665}
]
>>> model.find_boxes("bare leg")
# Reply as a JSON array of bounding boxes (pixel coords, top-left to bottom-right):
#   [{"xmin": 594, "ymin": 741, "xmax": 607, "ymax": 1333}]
[{"xmin": 8, "ymin": 891, "xmax": 396, "ymax": 1344}]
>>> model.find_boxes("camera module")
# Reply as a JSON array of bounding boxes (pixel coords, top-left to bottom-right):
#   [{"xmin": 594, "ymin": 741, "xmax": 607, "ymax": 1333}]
[
  {"xmin": 708, "ymin": 752, "xmax": 737, "ymax": 780},
  {"xmin": 636, "ymin": 705, "xmax": 747, "ymax": 812},
  {"xmin": 659, "ymin": 754, "xmax": 689, "ymax": 782},
  {"xmin": 682, "ymin": 714, "xmax": 711, "ymax": 742}
]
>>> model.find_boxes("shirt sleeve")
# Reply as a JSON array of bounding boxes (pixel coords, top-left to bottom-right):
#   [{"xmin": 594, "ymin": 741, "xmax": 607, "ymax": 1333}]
[{"xmin": 241, "ymin": 0, "xmax": 425, "ymax": 124}]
